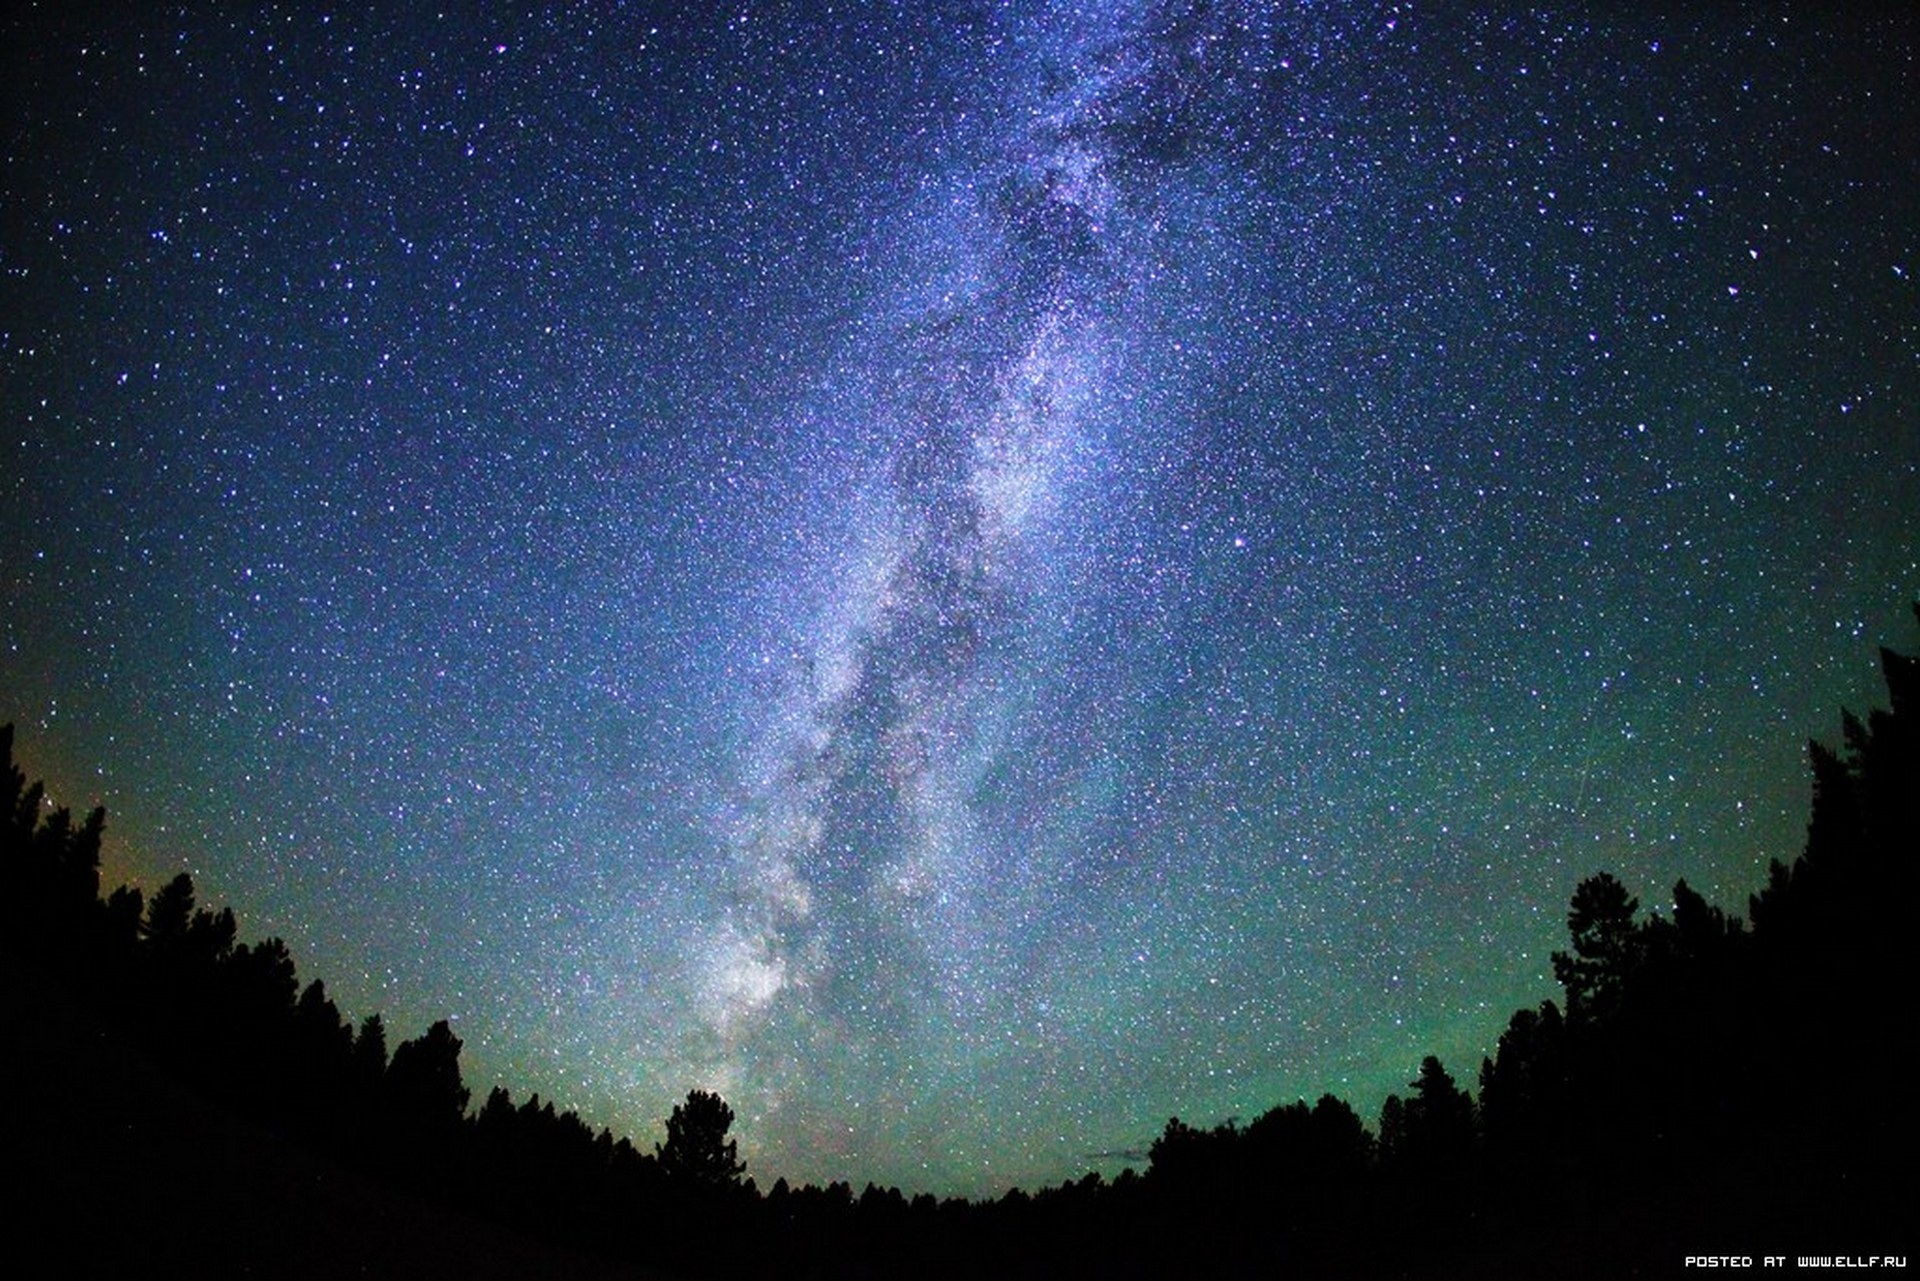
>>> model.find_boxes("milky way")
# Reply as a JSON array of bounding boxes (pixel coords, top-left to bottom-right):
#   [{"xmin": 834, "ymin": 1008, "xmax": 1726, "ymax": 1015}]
[
  {"xmin": 695, "ymin": 5, "xmax": 1234, "ymax": 1162},
  {"xmin": 4, "ymin": 3, "xmax": 1916, "ymax": 1194}
]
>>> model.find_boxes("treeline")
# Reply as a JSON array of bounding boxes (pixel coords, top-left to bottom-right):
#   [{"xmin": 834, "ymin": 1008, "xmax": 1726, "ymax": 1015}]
[
  {"xmin": 1118, "ymin": 618, "xmax": 1915, "ymax": 1274},
  {"xmin": 4, "ymin": 611, "xmax": 1914, "ymax": 1277},
  {"xmin": 2, "ymin": 723, "xmax": 751, "ymax": 1271}
]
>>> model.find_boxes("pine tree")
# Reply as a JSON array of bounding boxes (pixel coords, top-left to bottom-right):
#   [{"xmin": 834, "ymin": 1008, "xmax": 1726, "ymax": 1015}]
[
  {"xmin": 1551, "ymin": 872, "xmax": 1643, "ymax": 1023},
  {"xmin": 656, "ymin": 1089, "xmax": 745, "ymax": 1190}
]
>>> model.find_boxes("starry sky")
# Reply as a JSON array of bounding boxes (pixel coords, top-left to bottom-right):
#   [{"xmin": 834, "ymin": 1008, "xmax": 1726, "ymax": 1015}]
[{"xmin": 4, "ymin": 2, "xmax": 1916, "ymax": 1197}]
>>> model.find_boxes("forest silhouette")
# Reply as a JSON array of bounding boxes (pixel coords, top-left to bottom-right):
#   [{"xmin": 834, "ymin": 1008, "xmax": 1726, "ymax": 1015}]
[{"xmin": 5, "ymin": 609, "xmax": 1914, "ymax": 1277}]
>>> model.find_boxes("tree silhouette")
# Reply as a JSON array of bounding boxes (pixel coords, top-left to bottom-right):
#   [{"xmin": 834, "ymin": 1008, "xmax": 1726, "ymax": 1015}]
[
  {"xmin": 1478, "ymin": 1000, "xmax": 1567, "ymax": 1160},
  {"xmin": 353, "ymin": 1012, "xmax": 388, "ymax": 1077},
  {"xmin": 656, "ymin": 1089, "xmax": 745, "ymax": 1190},
  {"xmin": 4, "ymin": 723, "xmax": 107, "ymax": 962},
  {"xmin": 386, "ymin": 1018, "xmax": 470, "ymax": 1134},
  {"xmin": 1405, "ymin": 1056, "xmax": 1474, "ymax": 1160},
  {"xmin": 1551, "ymin": 871, "xmax": 1643, "ymax": 1023},
  {"xmin": 142, "ymin": 871, "xmax": 196, "ymax": 945}
]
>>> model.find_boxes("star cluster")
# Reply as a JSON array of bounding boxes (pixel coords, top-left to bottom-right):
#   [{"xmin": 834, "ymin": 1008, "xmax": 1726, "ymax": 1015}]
[{"xmin": 4, "ymin": 3, "xmax": 1915, "ymax": 1195}]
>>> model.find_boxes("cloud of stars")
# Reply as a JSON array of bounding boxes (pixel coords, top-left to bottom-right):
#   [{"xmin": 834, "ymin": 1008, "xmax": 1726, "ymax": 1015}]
[{"xmin": 3, "ymin": 2, "xmax": 1915, "ymax": 1195}]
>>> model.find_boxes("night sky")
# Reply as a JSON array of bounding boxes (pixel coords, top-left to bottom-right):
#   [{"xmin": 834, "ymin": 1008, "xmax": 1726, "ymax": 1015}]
[{"xmin": 4, "ymin": 3, "xmax": 1916, "ymax": 1197}]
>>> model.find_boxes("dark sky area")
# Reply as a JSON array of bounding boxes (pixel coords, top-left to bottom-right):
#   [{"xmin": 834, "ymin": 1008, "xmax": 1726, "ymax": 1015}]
[{"xmin": 3, "ymin": 2, "xmax": 1915, "ymax": 1196}]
